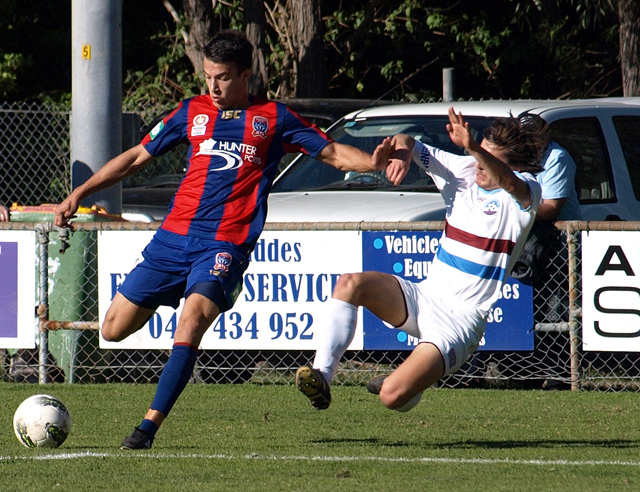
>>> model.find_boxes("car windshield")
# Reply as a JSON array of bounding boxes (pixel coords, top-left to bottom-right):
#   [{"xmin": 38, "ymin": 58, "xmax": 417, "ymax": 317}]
[{"xmin": 272, "ymin": 115, "xmax": 494, "ymax": 193}]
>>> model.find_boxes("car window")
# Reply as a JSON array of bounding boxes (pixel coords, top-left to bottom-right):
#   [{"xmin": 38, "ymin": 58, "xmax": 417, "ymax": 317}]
[
  {"xmin": 272, "ymin": 115, "xmax": 493, "ymax": 193},
  {"xmin": 612, "ymin": 116, "xmax": 640, "ymax": 202},
  {"xmin": 549, "ymin": 117, "xmax": 616, "ymax": 203}
]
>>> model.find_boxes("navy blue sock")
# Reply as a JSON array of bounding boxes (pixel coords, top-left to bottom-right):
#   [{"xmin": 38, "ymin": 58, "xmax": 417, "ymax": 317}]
[
  {"xmin": 149, "ymin": 343, "xmax": 198, "ymax": 418},
  {"xmin": 139, "ymin": 419, "xmax": 159, "ymax": 437}
]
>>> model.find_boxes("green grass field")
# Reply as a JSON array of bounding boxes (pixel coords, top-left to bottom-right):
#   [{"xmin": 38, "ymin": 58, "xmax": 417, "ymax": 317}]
[{"xmin": 1, "ymin": 382, "xmax": 640, "ymax": 491}]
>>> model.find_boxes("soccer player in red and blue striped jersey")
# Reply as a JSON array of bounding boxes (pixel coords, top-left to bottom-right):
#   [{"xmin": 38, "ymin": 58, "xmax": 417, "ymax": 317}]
[{"xmin": 55, "ymin": 30, "xmax": 408, "ymax": 449}]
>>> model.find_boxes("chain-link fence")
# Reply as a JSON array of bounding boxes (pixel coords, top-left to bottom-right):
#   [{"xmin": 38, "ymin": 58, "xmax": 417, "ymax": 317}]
[
  {"xmin": 2, "ymin": 102, "xmax": 639, "ymax": 391},
  {"xmin": 0, "ymin": 102, "xmax": 183, "ymax": 202},
  {"xmin": 0, "ymin": 102, "xmax": 71, "ymax": 207},
  {"xmin": 2, "ymin": 219, "xmax": 640, "ymax": 392}
]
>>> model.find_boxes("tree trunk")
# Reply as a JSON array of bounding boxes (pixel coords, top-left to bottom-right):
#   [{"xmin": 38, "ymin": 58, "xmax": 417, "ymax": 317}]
[
  {"xmin": 287, "ymin": 0, "xmax": 328, "ymax": 98},
  {"xmin": 619, "ymin": 0, "xmax": 640, "ymax": 96},
  {"xmin": 182, "ymin": 0, "xmax": 216, "ymax": 80},
  {"xmin": 244, "ymin": 0, "xmax": 268, "ymax": 97}
]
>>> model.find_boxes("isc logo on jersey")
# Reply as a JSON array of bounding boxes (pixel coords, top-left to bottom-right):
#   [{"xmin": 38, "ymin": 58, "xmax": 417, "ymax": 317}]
[{"xmin": 196, "ymin": 138, "xmax": 262, "ymax": 170}]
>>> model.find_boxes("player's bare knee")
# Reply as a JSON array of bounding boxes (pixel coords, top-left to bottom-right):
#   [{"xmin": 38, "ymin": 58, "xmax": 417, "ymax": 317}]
[
  {"xmin": 378, "ymin": 381, "xmax": 406, "ymax": 410},
  {"xmin": 100, "ymin": 311, "xmax": 128, "ymax": 342},
  {"xmin": 379, "ymin": 388, "xmax": 404, "ymax": 410},
  {"xmin": 333, "ymin": 273, "xmax": 364, "ymax": 303},
  {"xmin": 100, "ymin": 322, "xmax": 120, "ymax": 342}
]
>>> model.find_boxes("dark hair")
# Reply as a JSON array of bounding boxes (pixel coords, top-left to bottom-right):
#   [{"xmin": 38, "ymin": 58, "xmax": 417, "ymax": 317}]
[
  {"xmin": 483, "ymin": 114, "xmax": 550, "ymax": 173},
  {"xmin": 202, "ymin": 30, "xmax": 253, "ymax": 74},
  {"xmin": 518, "ymin": 112, "xmax": 551, "ymax": 150}
]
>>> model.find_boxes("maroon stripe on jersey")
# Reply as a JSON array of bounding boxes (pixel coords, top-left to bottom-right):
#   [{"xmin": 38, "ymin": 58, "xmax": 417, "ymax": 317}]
[
  {"xmin": 162, "ymin": 100, "xmax": 215, "ymax": 235},
  {"xmin": 214, "ymin": 103, "xmax": 277, "ymax": 244},
  {"xmin": 445, "ymin": 221, "xmax": 515, "ymax": 254}
]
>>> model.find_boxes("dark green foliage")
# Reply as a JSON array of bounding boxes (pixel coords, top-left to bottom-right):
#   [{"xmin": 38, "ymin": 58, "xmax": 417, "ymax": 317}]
[{"xmin": 0, "ymin": 1, "xmax": 625, "ymax": 116}]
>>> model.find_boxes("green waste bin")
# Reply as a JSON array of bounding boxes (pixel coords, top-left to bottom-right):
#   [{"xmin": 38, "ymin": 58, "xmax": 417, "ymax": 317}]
[{"xmin": 10, "ymin": 203, "xmax": 125, "ymax": 382}]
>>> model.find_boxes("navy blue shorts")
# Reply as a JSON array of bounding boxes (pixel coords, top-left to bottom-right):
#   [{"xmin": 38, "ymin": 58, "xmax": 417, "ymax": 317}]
[{"xmin": 118, "ymin": 228, "xmax": 250, "ymax": 311}]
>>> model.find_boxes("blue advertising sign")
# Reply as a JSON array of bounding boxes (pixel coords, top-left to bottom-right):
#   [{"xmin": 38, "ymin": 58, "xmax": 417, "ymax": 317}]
[
  {"xmin": 0, "ymin": 242, "xmax": 18, "ymax": 338},
  {"xmin": 0, "ymin": 232, "xmax": 36, "ymax": 349},
  {"xmin": 361, "ymin": 231, "xmax": 534, "ymax": 351}
]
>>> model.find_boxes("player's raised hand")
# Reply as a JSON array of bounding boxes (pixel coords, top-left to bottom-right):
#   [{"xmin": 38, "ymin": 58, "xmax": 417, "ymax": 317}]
[
  {"xmin": 446, "ymin": 107, "xmax": 474, "ymax": 150},
  {"xmin": 372, "ymin": 137, "xmax": 394, "ymax": 171}
]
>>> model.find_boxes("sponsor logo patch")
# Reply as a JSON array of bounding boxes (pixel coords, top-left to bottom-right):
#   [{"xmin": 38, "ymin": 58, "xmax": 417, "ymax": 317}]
[
  {"xmin": 149, "ymin": 121, "xmax": 164, "ymax": 140},
  {"xmin": 419, "ymin": 146, "xmax": 431, "ymax": 168},
  {"xmin": 196, "ymin": 139, "xmax": 244, "ymax": 171},
  {"xmin": 191, "ymin": 114, "xmax": 209, "ymax": 136},
  {"xmin": 193, "ymin": 114, "xmax": 209, "ymax": 126}
]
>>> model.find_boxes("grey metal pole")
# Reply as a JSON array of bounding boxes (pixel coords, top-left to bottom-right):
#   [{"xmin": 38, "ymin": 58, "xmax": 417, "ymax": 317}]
[
  {"xmin": 70, "ymin": 0, "xmax": 123, "ymax": 214},
  {"xmin": 36, "ymin": 225, "xmax": 50, "ymax": 384},
  {"xmin": 443, "ymin": 68, "xmax": 455, "ymax": 102}
]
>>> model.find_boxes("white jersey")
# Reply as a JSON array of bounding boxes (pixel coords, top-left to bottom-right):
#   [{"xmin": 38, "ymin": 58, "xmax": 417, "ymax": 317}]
[{"xmin": 412, "ymin": 140, "xmax": 542, "ymax": 314}]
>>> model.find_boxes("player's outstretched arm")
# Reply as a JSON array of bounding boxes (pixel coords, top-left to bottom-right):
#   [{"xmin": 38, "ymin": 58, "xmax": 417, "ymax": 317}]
[
  {"xmin": 317, "ymin": 140, "xmax": 410, "ymax": 186},
  {"xmin": 54, "ymin": 144, "xmax": 154, "ymax": 227},
  {"xmin": 447, "ymin": 107, "xmax": 532, "ymax": 208},
  {"xmin": 316, "ymin": 142, "xmax": 373, "ymax": 172}
]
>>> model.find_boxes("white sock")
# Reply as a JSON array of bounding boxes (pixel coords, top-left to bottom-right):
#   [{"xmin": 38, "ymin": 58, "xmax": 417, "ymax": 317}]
[{"xmin": 312, "ymin": 298, "xmax": 358, "ymax": 383}]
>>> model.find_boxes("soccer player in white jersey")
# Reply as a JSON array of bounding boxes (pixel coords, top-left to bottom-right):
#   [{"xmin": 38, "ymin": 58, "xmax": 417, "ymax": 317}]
[{"xmin": 296, "ymin": 107, "xmax": 548, "ymax": 412}]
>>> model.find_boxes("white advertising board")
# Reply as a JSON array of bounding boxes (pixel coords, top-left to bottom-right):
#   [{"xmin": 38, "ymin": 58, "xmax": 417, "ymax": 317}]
[
  {"xmin": 0, "ymin": 231, "xmax": 37, "ymax": 348},
  {"xmin": 582, "ymin": 231, "xmax": 640, "ymax": 351},
  {"xmin": 98, "ymin": 230, "xmax": 363, "ymax": 350}
]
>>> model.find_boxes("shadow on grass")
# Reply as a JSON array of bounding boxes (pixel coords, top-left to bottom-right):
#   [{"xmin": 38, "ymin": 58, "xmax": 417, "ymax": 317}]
[
  {"xmin": 433, "ymin": 438, "xmax": 640, "ymax": 450},
  {"xmin": 311, "ymin": 437, "xmax": 640, "ymax": 450},
  {"xmin": 310, "ymin": 437, "xmax": 411, "ymax": 447}
]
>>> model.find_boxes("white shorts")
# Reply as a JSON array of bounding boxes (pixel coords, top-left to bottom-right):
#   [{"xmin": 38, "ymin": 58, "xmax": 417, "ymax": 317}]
[{"xmin": 390, "ymin": 276, "xmax": 487, "ymax": 376}]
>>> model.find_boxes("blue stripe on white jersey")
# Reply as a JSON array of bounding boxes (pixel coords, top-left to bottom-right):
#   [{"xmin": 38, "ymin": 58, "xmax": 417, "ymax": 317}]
[{"xmin": 436, "ymin": 245, "xmax": 506, "ymax": 282}]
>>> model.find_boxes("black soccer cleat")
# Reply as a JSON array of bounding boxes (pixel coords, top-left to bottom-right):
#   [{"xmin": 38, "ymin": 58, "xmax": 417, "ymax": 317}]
[
  {"xmin": 295, "ymin": 366, "xmax": 332, "ymax": 410},
  {"xmin": 120, "ymin": 426, "xmax": 154, "ymax": 450},
  {"xmin": 366, "ymin": 375, "xmax": 388, "ymax": 395}
]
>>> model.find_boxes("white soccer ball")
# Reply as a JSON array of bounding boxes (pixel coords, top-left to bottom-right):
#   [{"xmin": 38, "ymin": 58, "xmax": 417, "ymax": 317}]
[{"xmin": 13, "ymin": 394, "xmax": 72, "ymax": 448}]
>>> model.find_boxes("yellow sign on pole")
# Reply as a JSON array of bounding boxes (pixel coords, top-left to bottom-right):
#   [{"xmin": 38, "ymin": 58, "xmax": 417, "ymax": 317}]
[{"xmin": 82, "ymin": 44, "xmax": 91, "ymax": 60}]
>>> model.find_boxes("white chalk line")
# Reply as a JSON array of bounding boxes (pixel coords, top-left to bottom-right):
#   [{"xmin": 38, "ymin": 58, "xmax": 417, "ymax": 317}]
[{"xmin": 0, "ymin": 451, "xmax": 639, "ymax": 467}]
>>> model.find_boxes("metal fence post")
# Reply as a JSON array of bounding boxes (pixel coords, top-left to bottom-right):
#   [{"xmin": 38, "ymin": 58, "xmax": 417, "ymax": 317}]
[
  {"xmin": 567, "ymin": 222, "xmax": 582, "ymax": 390},
  {"xmin": 35, "ymin": 224, "xmax": 50, "ymax": 384}
]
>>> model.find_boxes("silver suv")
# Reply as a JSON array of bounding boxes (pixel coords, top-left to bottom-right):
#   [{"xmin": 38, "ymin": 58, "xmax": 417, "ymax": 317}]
[{"xmin": 269, "ymin": 98, "xmax": 640, "ymax": 222}]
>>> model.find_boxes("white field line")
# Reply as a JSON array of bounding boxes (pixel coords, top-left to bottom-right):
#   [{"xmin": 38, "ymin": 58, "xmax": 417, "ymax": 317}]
[{"xmin": 0, "ymin": 451, "xmax": 639, "ymax": 467}]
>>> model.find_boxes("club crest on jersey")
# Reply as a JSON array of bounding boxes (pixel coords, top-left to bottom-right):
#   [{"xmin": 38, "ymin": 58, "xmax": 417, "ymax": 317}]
[
  {"xmin": 191, "ymin": 114, "xmax": 209, "ymax": 137},
  {"xmin": 483, "ymin": 200, "xmax": 501, "ymax": 215},
  {"xmin": 211, "ymin": 252, "xmax": 232, "ymax": 276},
  {"xmin": 252, "ymin": 116, "xmax": 269, "ymax": 139}
]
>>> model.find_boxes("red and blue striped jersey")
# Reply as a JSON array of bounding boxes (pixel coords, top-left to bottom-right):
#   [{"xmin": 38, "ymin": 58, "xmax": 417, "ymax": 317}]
[{"xmin": 141, "ymin": 95, "xmax": 332, "ymax": 248}]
